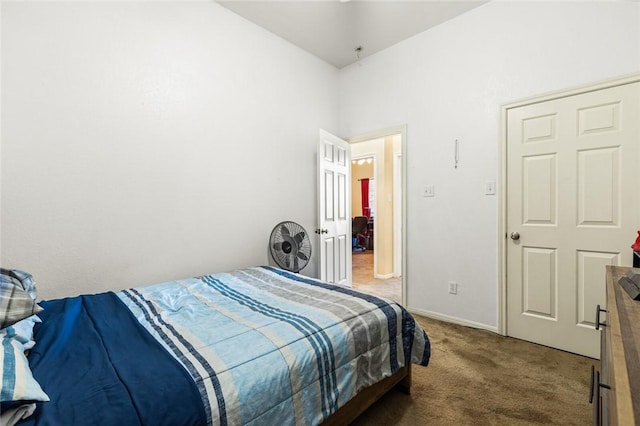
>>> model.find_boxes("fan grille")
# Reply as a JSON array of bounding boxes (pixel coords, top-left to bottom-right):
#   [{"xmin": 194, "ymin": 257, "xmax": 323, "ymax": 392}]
[{"xmin": 269, "ymin": 221, "xmax": 312, "ymax": 273}]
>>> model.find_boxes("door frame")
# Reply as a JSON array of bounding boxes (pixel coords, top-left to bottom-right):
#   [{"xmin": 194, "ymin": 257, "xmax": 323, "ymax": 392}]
[
  {"xmin": 348, "ymin": 125, "xmax": 408, "ymax": 307},
  {"xmin": 498, "ymin": 72, "xmax": 640, "ymax": 336},
  {"xmin": 393, "ymin": 152, "xmax": 402, "ymax": 278}
]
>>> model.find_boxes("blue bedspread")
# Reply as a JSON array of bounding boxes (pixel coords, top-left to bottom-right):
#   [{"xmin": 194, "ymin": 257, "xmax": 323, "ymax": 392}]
[
  {"xmin": 25, "ymin": 292, "xmax": 206, "ymax": 425},
  {"xmin": 25, "ymin": 267, "xmax": 430, "ymax": 425}
]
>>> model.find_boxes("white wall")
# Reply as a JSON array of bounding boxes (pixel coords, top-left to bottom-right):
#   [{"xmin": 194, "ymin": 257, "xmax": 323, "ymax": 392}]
[
  {"xmin": 339, "ymin": 1, "xmax": 640, "ymax": 328},
  {"xmin": 1, "ymin": 1, "xmax": 339, "ymax": 299}
]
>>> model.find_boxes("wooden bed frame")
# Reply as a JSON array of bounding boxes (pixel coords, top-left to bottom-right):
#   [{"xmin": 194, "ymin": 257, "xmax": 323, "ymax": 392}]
[{"xmin": 322, "ymin": 364, "xmax": 411, "ymax": 425}]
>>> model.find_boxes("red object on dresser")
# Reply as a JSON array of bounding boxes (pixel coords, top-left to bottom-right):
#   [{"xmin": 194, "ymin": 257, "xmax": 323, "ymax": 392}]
[{"xmin": 631, "ymin": 230, "xmax": 640, "ymax": 252}]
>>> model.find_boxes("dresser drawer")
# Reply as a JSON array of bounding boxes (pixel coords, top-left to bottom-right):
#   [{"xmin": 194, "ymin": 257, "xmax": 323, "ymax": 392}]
[{"xmin": 595, "ymin": 266, "xmax": 640, "ymax": 426}]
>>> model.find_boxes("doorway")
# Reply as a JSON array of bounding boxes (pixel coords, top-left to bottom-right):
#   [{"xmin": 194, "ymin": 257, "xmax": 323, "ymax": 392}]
[{"xmin": 349, "ymin": 127, "xmax": 405, "ymax": 305}]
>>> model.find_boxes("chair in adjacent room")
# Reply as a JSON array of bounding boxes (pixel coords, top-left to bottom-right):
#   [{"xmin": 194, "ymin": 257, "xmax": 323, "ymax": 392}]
[{"xmin": 352, "ymin": 216, "xmax": 369, "ymax": 252}]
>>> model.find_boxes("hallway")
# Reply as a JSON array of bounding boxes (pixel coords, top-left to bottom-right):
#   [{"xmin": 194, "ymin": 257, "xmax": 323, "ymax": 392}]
[{"xmin": 351, "ymin": 251, "xmax": 401, "ymax": 303}]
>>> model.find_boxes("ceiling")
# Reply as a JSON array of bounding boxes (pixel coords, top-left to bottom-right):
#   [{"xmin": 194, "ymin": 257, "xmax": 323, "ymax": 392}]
[{"xmin": 216, "ymin": 1, "xmax": 488, "ymax": 69}]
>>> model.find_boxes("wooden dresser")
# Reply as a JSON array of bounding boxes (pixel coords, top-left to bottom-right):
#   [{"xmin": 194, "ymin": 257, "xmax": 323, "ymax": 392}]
[{"xmin": 593, "ymin": 266, "xmax": 640, "ymax": 425}]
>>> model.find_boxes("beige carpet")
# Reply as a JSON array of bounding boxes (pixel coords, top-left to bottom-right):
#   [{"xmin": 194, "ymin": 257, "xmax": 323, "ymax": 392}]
[
  {"xmin": 352, "ymin": 315, "xmax": 595, "ymax": 425},
  {"xmin": 352, "ymin": 251, "xmax": 401, "ymax": 303}
]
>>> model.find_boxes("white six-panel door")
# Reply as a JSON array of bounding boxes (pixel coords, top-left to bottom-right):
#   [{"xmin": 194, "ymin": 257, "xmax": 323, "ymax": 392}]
[
  {"xmin": 506, "ymin": 82, "xmax": 640, "ymax": 358},
  {"xmin": 318, "ymin": 130, "xmax": 351, "ymax": 286}
]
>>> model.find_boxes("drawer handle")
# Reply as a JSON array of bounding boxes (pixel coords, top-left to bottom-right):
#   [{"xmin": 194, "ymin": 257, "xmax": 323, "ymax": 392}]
[
  {"xmin": 595, "ymin": 304, "xmax": 607, "ymax": 330},
  {"xmin": 589, "ymin": 365, "xmax": 611, "ymax": 404},
  {"xmin": 589, "ymin": 365, "xmax": 596, "ymax": 403}
]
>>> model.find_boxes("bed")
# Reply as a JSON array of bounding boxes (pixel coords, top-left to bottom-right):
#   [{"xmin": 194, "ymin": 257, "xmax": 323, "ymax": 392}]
[{"xmin": 1, "ymin": 266, "xmax": 430, "ymax": 425}]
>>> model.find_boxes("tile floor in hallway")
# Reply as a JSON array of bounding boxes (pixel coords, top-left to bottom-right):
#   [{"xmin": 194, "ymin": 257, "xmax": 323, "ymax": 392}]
[{"xmin": 351, "ymin": 251, "xmax": 402, "ymax": 303}]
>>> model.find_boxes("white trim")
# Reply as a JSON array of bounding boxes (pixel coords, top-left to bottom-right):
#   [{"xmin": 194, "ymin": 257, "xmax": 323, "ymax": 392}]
[
  {"xmin": 497, "ymin": 72, "xmax": 640, "ymax": 337},
  {"xmin": 503, "ymin": 72, "xmax": 640, "ymax": 110},
  {"xmin": 374, "ymin": 273, "xmax": 394, "ymax": 280},
  {"xmin": 498, "ymin": 103, "xmax": 508, "ymax": 336},
  {"xmin": 408, "ymin": 307, "xmax": 500, "ymax": 334},
  {"xmin": 393, "ymin": 152, "xmax": 402, "ymax": 278},
  {"xmin": 348, "ymin": 125, "xmax": 407, "ymax": 145},
  {"xmin": 348, "ymin": 125, "xmax": 408, "ymax": 307}
]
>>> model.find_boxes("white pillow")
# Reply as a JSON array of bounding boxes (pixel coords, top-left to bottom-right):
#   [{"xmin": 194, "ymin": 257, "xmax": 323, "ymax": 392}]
[{"xmin": 0, "ymin": 318, "xmax": 49, "ymax": 402}]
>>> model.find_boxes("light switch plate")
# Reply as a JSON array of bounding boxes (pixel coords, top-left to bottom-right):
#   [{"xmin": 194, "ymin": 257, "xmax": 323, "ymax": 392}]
[
  {"xmin": 485, "ymin": 181, "xmax": 496, "ymax": 195},
  {"xmin": 423, "ymin": 185, "xmax": 435, "ymax": 197}
]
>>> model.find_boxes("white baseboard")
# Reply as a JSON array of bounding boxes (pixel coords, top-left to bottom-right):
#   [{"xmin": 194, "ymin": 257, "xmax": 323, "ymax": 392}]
[
  {"xmin": 375, "ymin": 273, "xmax": 394, "ymax": 280},
  {"xmin": 407, "ymin": 307, "xmax": 500, "ymax": 334}
]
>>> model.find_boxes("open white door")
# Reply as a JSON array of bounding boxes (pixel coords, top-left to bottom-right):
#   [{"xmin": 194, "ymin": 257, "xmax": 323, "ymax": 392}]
[{"xmin": 317, "ymin": 129, "xmax": 351, "ymax": 286}]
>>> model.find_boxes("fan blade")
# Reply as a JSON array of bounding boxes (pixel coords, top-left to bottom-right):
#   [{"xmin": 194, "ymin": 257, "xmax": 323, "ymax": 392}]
[
  {"xmin": 297, "ymin": 251, "xmax": 308, "ymax": 261},
  {"xmin": 284, "ymin": 255, "xmax": 291, "ymax": 268},
  {"xmin": 293, "ymin": 231, "xmax": 305, "ymax": 244},
  {"xmin": 293, "ymin": 256, "xmax": 299, "ymax": 272},
  {"xmin": 281, "ymin": 225, "xmax": 290, "ymax": 237},
  {"xmin": 272, "ymin": 242, "xmax": 283, "ymax": 251}
]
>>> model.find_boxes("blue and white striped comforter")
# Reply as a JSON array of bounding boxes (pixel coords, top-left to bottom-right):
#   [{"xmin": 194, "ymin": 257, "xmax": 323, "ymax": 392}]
[{"xmin": 118, "ymin": 266, "xmax": 431, "ymax": 426}]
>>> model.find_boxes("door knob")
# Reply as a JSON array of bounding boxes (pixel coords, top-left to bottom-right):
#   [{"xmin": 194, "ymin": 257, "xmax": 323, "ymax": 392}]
[
  {"xmin": 315, "ymin": 229, "xmax": 328, "ymax": 234},
  {"xmin": 510, "ymin": 232, "xmax": 520, "ymax": 240}
]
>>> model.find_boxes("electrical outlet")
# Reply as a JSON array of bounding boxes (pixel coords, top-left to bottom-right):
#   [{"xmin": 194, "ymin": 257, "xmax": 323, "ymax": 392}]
[
  {"xmin": 448, "ymin": 281, "xmax": 458, "ymax": 295},
  {"xmin": 423, "ymin": 185, "xmax": 435, "ymax": 197}
]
